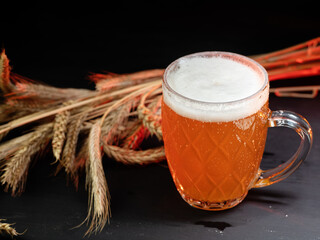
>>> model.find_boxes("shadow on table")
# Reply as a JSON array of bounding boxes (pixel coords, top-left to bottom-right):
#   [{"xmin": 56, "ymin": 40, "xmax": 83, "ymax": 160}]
[{"xmin": 108, "ymin": 161, "xmax": 297, "ymax": 229}]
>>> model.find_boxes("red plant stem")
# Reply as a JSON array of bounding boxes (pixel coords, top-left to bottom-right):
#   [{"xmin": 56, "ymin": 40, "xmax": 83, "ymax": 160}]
[{"xmin": 253, "ymin": 37, "xmax": 320, "ymax": 62}]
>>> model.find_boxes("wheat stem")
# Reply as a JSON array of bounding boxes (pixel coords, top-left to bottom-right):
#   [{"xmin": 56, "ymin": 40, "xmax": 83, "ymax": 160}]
[
  {"xmin": 84, "ymin": 122, "xmax": 110, "ymax": 235},
  {"xmin": 62, "ymin": 112, "xmax": 88, "ymax": 175},
  {"xmin": 99, "ymin": 80, "xmax": 161, "ymax": 128},
  {"xmin": 103, "ymin": 143, "xmax": 165, "ymax": 164},
  {"xmin": 52, "ymin": 101, "xmax": 73, "ymax": 161},
  {"xmin": 0, "ymin": 80, "xmax": 160, "ymax": 136},
  {"xmin": 0, "ymin": 124, "xmax": 52, "ymax": 195},
  {"xmin": 0, "ymin": 219, "xmax": 21, "ymax": 237},
  {"xmin": 0, "ymin": 50, "xmax": 13, "ymax": 93}
]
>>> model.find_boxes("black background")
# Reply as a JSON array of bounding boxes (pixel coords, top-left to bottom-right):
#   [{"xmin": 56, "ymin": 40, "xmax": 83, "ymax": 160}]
[
  {"xmin": 2, "ymin": 1, "xmax": 320, "ymax": 88},
  {"xmin": 1, "ymin": 1, "xmax": 320, "ymax": 239}
]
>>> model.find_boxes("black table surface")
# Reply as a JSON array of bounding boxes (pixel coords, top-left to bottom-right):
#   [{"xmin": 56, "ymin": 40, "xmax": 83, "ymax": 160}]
[{"xmin": 1, "ymin": 2, "xmax": 320, "ymax": 239}]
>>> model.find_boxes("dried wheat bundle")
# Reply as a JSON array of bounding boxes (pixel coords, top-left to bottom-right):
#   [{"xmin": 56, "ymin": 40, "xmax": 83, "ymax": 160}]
[
  {"xmin": 0, "ymin": 37, "xmax": 319, "ymax": 236},
  {"xmin": 0, "ymin": 219, "xmax": 22, "ymax": 237},
  {"xmin": 0, "ymin": 51, "xmax": 164, "ymax": 236}
]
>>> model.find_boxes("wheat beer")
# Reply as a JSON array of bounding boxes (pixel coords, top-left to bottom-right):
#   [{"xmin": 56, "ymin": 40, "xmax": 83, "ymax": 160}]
[{"xmin": 162, "ymin": 52, "xmax": 270, "ymax": 210}]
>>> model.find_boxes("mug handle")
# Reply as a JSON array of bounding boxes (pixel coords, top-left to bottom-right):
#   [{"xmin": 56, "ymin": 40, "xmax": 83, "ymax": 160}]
[{"xmin": 253, "ymin": 110, "xmax": 313, "ymax": 188}]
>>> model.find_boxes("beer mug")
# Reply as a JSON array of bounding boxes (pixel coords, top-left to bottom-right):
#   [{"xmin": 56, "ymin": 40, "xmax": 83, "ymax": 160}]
[{"xmin": 161, "ymin": 52, "xmax": 313, "ymax": 211}]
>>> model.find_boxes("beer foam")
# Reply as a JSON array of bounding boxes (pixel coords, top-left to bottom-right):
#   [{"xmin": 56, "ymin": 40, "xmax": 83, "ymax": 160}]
[{"xmin": 163, "ymin": 52, "xmax": 269, "ymax": 122}]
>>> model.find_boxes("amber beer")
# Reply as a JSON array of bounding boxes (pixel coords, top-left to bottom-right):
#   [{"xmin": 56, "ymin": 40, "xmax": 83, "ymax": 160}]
[
  {"xmin": 162, "ymin": 101, "xmax": 270, "ymax": 204},
  {"xmin": 162, "ymin": 52, "xmax": 271, "ymax": 210}
]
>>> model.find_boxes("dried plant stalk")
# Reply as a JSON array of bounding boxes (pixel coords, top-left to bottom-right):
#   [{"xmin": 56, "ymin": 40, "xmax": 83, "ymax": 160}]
[
  {"xmin": 252, "ymin": 37, "xmax": 320, "ymax": 81},
  {"xmin": 0, "ymin": 80, "xmax": 160, "ymax": 137},
  {"xmin": 101, "ymin": 101, "xmax": 135, "ymax": 145},
  {"xmin": 0, "ymin": 50, "xmax": 12, "ymax": 94},
  {"xmin": 85, "ymin": 122, "xmax": 110, "ymax": 235},
  {"xmin": 138, "ymin": 105, "xmax": 162, "ymax": 140},
  {"xmin": 52, "ymin": 101, "xmax": 73, "ymax": 161},
  {"xmin": 0, "ymin": 132, "xmax": 33, "ymax": 160},
  {"xmin": 61, "ymin": 112, "xmax": 88, "ymax": 175},
  {"xmin": 0, "ymin": 219, "xmax": 21, "ymax": 237},
  {"xmin": 270, "ymin": 85, "xmax": 320, "ymax": 98},
  {"xmin": 10, "ymin": 73, "xmax": 94, "ymax": 102},
  {"xmin": 122, "ymin": 123, "xmax": 149, "ymax": 150},
  {"xmin": 103, "ymin": 143, "xmax": 165, "ymax": 164},
  {"xmin": 1, "ymin": 124, "xmax": 52, "ymax": 195},
  {"xmin": 92, "ymin": 70, "xmax": 164, "ymax": 92},
  {"xmin": 137, "ymin": 87, "xmax": 162, "ymax": 140}
]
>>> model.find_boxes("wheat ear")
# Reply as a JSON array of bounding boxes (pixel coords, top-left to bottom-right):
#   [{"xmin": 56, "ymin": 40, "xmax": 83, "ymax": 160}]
[
  {"xmin": 0, "ymin": 124, "xmax": 52, "ymax": 195},
  {"xmin": 11, "ymin": 77, "xmax": 94, "ymax": 101},
  {"xmin": 103, "ymin": 140, "xmax": 165, "ymax": 164},
  {"xmin": 61, "ymin": 112, "xmax": 88, "ymax": 175},
  {"xmin": 0, "ymin": 50, "xmax": 13, "ymax": 94},
  {"xmin": 0, "ymin": 219, "xmax": 21, "ymax": 237},
  {"xmin": 93, "ymin": 69, "xmax": 164, "ymax": 92},
  {"xmin": 52, "ymin": 101, "xmax": 73, "ymax": 161},
  {"xmin": 84, "ymin": 122, "xmax": 110, "ymax": 235},
  {"xmin": 137, "ymin": 87, "xmax": 162, "ymax": 140}
]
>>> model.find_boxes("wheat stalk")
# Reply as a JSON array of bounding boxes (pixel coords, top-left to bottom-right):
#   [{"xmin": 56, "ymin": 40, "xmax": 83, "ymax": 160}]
[
  {"xmin": 52, "ymin": 101, "xmax": 73, "ymax": 161},
  {"xmin": 0, "ymin": 124, "xmax": 52, "ymax": 195},
  {"xmin": 0, "ymin": 219, "xmax": 21, "ymax": 237},
  {"xmin": 103, "ymin": 143, "xmax": 165, "ymax": 164},
  {"xmin": 61, "ymin": 112, "xmax": 88, "ymax": 175},
  {"xmin": 93, "ymin": 69, "xmax": 164, "ymax": 92},
  {"xmin": 0, "ymin": 50, "xmax": 13, "ymax": 94},
  {"xmin": 0, "ymin": 80, "xmax": 160, "ymax": 137},
  {"xmin": 11, "ymin": 75, "xmax": 94, "ymax": 101},
  {"xmin": 101, "ymin": 102, "xmax": 134, "ymax": 145},
  {"xmin": 122, "ymin": 123, "xmax": 148, "ymax": 149},
  {"xmin": 121, "ymin": 94, "xmax": 162, "ymax": 149},
  {"xmin": 137, "ymin": 86, "xmax": 162, "ymax": 140},
  {"xmin": 0, "ymin": 132, "xmax": 33, "ymax": 160},
  {"xmin": 84, "ymin": 122, "xmax": 110, "ymax": 235}
]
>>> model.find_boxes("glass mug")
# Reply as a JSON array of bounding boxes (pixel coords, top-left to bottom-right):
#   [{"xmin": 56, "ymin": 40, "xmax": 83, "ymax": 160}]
[{"xmin": 161, "ymin": 52, "xmax": 313, "ymax": 211}]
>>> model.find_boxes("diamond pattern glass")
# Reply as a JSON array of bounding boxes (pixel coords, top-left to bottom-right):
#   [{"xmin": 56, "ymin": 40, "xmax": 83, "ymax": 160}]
[{"xmin": 162, "ymin": 101, "xmax": 269, "ymax": 210}]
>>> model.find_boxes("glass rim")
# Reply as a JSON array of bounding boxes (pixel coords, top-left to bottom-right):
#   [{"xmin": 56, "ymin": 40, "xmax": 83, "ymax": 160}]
[{"xmin": 163, "ymin": 51, "xmax": 269, "ymax": 106}]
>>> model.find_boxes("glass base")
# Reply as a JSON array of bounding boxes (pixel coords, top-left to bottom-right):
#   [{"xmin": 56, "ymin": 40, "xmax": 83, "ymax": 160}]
[{"xmin": 180, "ymin": 192, "xmax": 247, "ymax": 211}]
